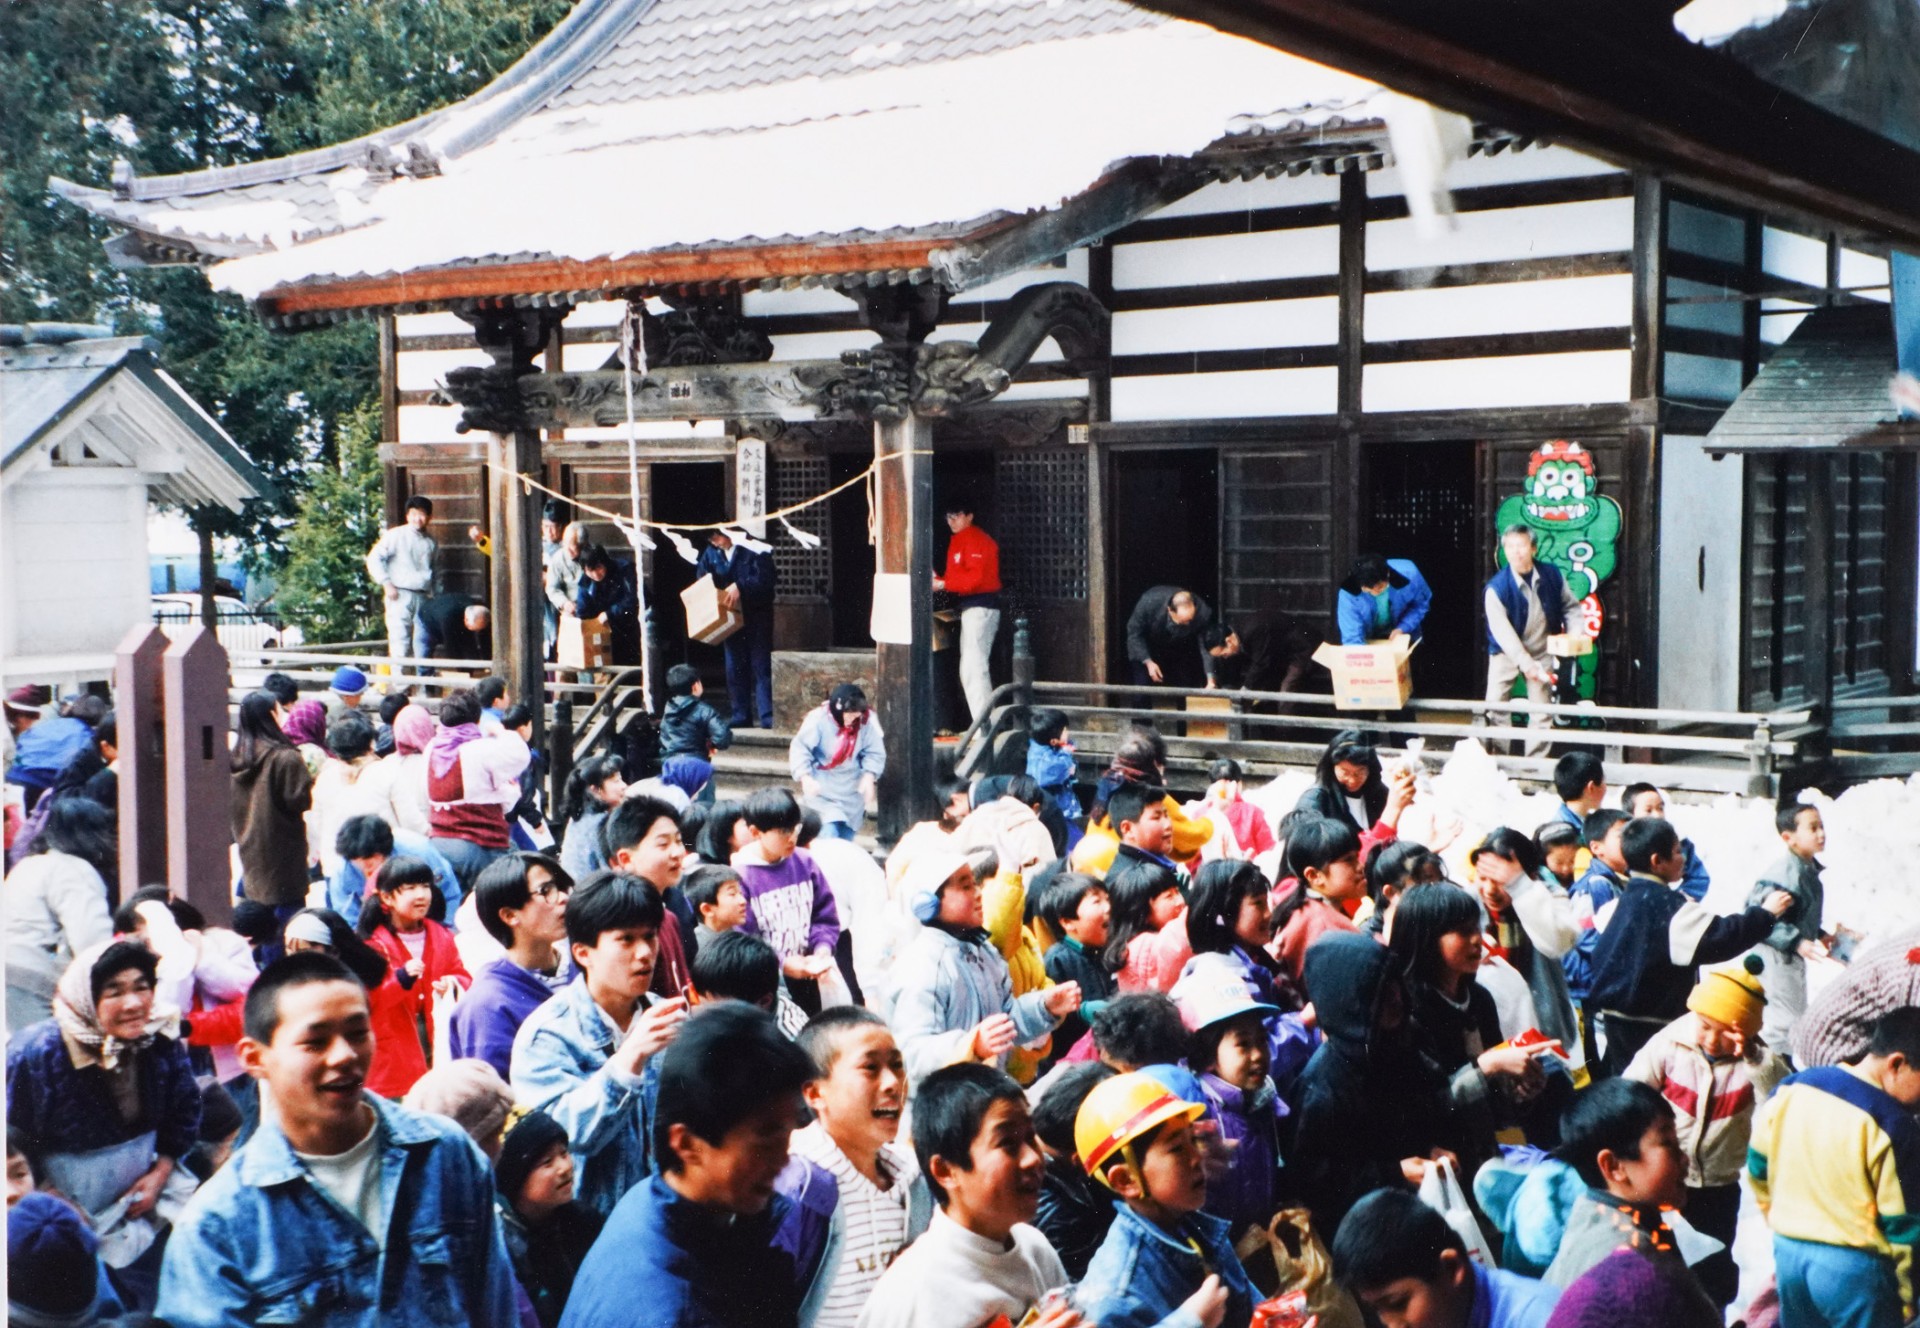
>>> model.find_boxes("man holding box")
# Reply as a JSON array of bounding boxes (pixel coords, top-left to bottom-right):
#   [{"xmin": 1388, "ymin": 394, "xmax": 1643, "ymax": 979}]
[
  {"xmin": 577, "ymin": 544, "xmax": 641, "ymax": 665},
  {"xmin": 697, "ymin": 528, "xmax": 777, "ymax": 729},
  {"xmin": 1483, "ymin": 524, "xmax": 1583, "ymax": 757}
]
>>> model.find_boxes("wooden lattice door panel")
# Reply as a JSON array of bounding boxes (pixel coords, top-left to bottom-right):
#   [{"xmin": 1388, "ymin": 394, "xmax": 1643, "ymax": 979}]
[
  {"xmin": 1830, "ymin": 453, "xmax": 1889, "ymax": 691},
  {"xmin": 1218, "ymin": 445, "xmax": 1335, "ymax": 624},
  {"xmin": 994, "ymin": 448, "xmax": 1090, "ymax": 679},
  {"xmin": 1744, "ymin": 453, "xmax": 1811, "ymax": 710},
  {"xmin": 994, "ymin": 450, "xmax": 1089, "ymax": 603},
  {"xmin": 772, "ymin": 454, "xmax": 832, "ymax": 603},
  {"xmin": 401, "ymin": 464, "xmax": 488, "ymax": 601}
]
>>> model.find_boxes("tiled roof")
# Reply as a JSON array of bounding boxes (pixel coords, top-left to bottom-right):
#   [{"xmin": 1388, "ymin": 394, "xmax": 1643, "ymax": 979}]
[
  {"xmin": 52, "ymin": 0, "xmax": 1385, "ymax": 315},
  {"xmin": 550, "ymin": 0, "xmax": 1162, "ymax": 106},
  {"xmin": 1707, "ymin": 304, "xmax": 1918, "ymax": 452}
]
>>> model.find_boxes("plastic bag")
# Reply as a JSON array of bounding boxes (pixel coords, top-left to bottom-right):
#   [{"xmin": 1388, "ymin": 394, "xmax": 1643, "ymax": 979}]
[
  {"xmin": 1417, "ymin": 1156, "xmax": 1497, "ymax": 1266},
  {"xmin": 430, "ymin": 980, "xmax": 462, "ymax": 1069},
  {"xmin": 815, "ymin": 961, "xmax": 854, "ymax": 1010},
  {"xmin": 1232, "ymin": 1208, "xmax": 1364, "ymax": 1328}
]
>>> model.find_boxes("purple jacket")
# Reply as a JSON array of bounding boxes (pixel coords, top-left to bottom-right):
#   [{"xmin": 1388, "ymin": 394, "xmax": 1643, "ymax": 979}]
[
  {"xmin": 732, "ymin": 846, "xmax": 842, "ymax": 958},
  {"xmin": 448, "ymin": 957, "xmax": 566, "ymax": 1081},
  {"xmin": 1196, "ymin": 1071, "xmax": 1284, "ymax": 1237}
]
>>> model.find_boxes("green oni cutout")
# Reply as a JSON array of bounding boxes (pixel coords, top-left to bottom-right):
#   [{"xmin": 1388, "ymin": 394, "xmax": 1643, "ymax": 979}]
[{"xmin": 1493, "ymin": 440, "xmax": 1623, "ymax": 700}]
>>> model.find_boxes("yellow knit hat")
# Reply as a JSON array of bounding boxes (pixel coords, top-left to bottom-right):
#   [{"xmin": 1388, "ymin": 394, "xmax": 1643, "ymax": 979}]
[{"xmin": 1687, "ymin": 955, "xmax": 1767, "ymax": 1038}]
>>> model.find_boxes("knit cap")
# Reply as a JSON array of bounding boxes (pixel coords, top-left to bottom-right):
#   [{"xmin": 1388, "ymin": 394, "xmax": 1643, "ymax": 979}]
[
  {"xmin": 1686, "ymin": 954, "xmax": 1767, "ymax": 1038},
  {"xmin": 7, "ymin": 1192, "xmax": 99, "ymax": 1316},
  {"xmin": 402, "ymin": 1059, "xmax": 514, "ymax": 1152},
  {"xmin": 4, "ymin": 684, "xmax": 49, "ymax": 716},
  {"xmin": 496, "ymin": 1109, "xmax": 570, "ymax": 1200},
  {"xmin": 331, "ymin": 666, "xmax": 369, "ymax": 697}
]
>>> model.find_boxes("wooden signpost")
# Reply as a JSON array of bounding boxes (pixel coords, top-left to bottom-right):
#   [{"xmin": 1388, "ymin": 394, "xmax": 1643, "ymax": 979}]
[
  {"xmin": 162, "ymin": 628, "xmax": 234, "ymax": 924},
  {"xmin": 114, "ymin": 624, "xmax": 170, "ymax": 900}
]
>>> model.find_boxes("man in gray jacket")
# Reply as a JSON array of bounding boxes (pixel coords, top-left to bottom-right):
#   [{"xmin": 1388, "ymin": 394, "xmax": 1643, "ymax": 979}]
[{"xmin": 366, "ymin": 494, "xmax": 439, "ymax": 671}]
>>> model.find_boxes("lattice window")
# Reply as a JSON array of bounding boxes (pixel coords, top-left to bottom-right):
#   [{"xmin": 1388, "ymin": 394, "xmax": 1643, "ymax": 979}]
[
  {"xmin": 995, "ymin": 450, "xmax": 1088, "ymax": 600},
  {"xmin": 772, "ymin": 454, "xmax": 831, "ymax": 601}
]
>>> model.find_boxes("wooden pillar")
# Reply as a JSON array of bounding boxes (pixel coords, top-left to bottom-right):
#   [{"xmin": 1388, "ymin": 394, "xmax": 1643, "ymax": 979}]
[
  {"xmin": 854, "ymin": 285, "xmax": 944, "ymax": 842},
  {"xmin": 1335, "ymin": 166, "xmax": 1368, "ymax": 581},
  {"xmin": 507, "ymin": 428, "xmax": 546, "ymax": 746},
  {"xmin": 1628, "ymin": 174, "xmax": 1668, "ymax": 707},
  {"xmin": 114, "ymin": 624, "xmax": 169, "ymax": 899},
  {"xmin": 1085, "ymin": 241, "xmax": 1115, "ymax": 684},
  {"xmin": 162, "ymin": 628, "xmax": 233, "ymax": 925},
  {"xmin": 377, "ymin": 313, "xmax": 400, "ymax": 449},
  {"xmin": 874, "ymin": 411, "xmax": 936, "ymax": 840},
  {"xmin": 483, "ymin": 428, "xmax": 548, "ymax": 746},
  {"xmin": 465, "ymin": 307, "xmax": 564, "ymax": 748}
]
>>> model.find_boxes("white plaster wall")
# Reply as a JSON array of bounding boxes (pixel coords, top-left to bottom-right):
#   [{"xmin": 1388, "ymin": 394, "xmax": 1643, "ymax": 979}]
[
  {"xmin": 1657, "ymin": 435, "xmax": 1745, "ymax": 711},
  {"xmin": 6, "ymin": 475, "xmax": 149, "ymax": 656}
]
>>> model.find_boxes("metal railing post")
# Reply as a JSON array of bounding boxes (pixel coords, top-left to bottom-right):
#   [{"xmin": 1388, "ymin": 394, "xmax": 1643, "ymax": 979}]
[
  {"xmin": 1747, "ymin": 716, "xmax": 1775, "ymax": 798},
  {"xmin": 549, "ymin": 697, "xmax": 575, "ymax": 837},
  {"xmin": 1012, "ymin": 618, "xmax": 1034, "ymax": 709}
]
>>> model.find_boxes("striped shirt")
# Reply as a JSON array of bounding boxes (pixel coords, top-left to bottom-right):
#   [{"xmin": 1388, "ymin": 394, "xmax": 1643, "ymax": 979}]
[{"xmin": 791, "ymin": 1122, "xmax": 914, "ymax": 1328}]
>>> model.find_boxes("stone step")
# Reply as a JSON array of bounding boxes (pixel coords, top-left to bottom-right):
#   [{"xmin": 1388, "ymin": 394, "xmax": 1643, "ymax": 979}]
[{"xmin": 710, "ymin": 751, "xmax": 793, "ymax": 780}]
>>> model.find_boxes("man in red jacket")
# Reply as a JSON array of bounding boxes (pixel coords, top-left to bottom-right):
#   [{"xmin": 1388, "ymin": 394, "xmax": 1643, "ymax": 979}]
[{"xmin": 932, "ymin": 503, "xmax": 1003, "ymax": 723}]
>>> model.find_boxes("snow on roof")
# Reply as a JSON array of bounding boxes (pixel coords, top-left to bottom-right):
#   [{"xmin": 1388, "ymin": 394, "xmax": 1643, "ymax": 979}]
[
  {"xmin": 52, "ymin": 0, "xmax": 1384, "ymax": 311},
  {"xmin": 1, "ymin": 329, "xmax": 271, "ymax": 512}
]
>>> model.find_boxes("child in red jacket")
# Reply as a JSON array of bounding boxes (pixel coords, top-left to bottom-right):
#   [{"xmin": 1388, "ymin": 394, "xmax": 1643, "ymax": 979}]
[{"xmin": 358, "ymin": 855, "xmax": 471, "ymax": 1065}]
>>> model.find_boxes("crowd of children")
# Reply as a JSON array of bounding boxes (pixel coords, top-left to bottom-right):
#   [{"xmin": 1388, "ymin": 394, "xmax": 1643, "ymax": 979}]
[{"xmin": 11, "ymin": 692, "xmax": 1920, "ymax": 1328}]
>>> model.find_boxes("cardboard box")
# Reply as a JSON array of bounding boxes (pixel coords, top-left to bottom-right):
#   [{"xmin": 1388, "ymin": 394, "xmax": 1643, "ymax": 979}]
[
  {"xmin": 1184, "ymin": 693, "xmax": 1234, "ymax": 740},
  {"xmin": 1311, "ymin": 637, "xmax": 1414, "ymax": 711},
  {"xmin": 1546, "ymin": 633, "xmax": 1593, "ymax": 658},
  {"xmin": 681, "ymin": 574, "xmax": 744, "ymax": 646},
  {"xmin": 557, "ymin": 615, "xmax": 610, "ymax": 670}
]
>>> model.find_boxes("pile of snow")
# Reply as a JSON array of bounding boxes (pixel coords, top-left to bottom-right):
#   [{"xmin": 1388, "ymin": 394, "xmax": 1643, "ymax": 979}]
[{"xmin": 1246, "ymin": 739, "xmax": 1920, "ymax": 961}]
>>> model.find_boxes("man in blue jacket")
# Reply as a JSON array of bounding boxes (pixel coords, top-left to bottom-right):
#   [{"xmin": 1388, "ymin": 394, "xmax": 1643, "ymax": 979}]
[
  {"xmin": 1483, "ymin": 525, "xmax": 1583, "ymax": 757},
  {"xmin": 697, "ymin": 528, "xmax": 778, "ymax": 729},
  {"xmin": 560, "ymin": 1002, "xmax": 825, "ymax": 1328},
  {"xmin": 1336, "ymin": 553, "xmax": 1432, "ymax": 647},
  {"xmin": 156, "ymin": 952, "xmax": 518, "ymax": 1327}
]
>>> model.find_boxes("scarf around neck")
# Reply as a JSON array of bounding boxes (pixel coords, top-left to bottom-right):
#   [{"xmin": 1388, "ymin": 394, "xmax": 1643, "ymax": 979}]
[
  {"xmin": 819, "ymin": 705, "xmax": 866, "ymax": 770},
  {"xmin": 429, "ymin": 722, "xmax": 482, "ymax": 779}
]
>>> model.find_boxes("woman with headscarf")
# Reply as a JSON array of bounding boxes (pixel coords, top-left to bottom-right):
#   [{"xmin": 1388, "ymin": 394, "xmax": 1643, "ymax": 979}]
[
  {"xmin": 426, "ymin": 688, "xmax": 532, "ymax": 893},
  {"xmin": 280, "ymin": 698, "xmax": 331, "ymax": 776},
  {"xmin": 362, "ymin": 700, "xmax": 435, "ymax": 836},
  {"xmin": 6, "ymin": 938, "xmax": 201, "ymax": 1305},
  {"xmin": 788, "ymin": 683, "xmax": 886, "ymax": 841},
  {"xmin": 229, "ymin": 691, "xmax": 314, "ymax": 917},
  {"xmin": 5, "ymin": 796, "xmax": 117, "ymax": 1034}
]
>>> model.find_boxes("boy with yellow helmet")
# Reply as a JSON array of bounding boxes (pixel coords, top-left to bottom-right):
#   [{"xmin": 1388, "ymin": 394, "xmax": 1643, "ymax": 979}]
[{"xmin": 1071, "ymin": 1072, "xmax": 1259, "ymax": 1328}]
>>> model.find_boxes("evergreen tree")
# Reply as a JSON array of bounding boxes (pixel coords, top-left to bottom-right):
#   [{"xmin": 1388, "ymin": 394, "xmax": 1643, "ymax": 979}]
[
  {"xmin": 0, "ymin": 0, "xmax": 572, "ymax": 592},
  {"xmin": 276, "ymin": 403, "xmax": 386, "ymax": 643}
]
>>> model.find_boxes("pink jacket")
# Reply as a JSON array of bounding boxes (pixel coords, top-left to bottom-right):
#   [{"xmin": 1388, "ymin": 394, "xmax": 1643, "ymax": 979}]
[{"xmin": 1115, "ymin": 912, "xmax": 1193, "ymax": 994}]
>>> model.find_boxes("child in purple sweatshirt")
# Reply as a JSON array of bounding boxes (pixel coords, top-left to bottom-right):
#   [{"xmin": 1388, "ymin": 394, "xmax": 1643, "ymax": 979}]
[{"xmin": 731, "ymin": 787, "xmax": 842, "ymax": 1009}]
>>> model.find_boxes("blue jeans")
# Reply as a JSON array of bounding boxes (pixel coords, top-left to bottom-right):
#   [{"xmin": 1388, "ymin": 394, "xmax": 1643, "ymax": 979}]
[
  {"xmin": 724, "ymin": 608, "xmax": 774, "ymax": 727},
  {"xmin": 430, "ymin": 836, "xmax": 506, "ymax": 897},
  {"xmin": 814, "ymin": 821, "xmax": 855, "ymax": 842},
  {"xmin": 1775, "ymin": 1236, "xmax": 1903, "ymax": 1328}
]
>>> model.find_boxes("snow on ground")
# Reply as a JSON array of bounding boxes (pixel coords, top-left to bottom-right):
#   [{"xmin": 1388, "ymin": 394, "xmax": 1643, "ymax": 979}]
[
  {"xmin": 1250, "ymin": 736, "xmax": 1920, "ymax": 957},
  {"xmin": 1248, "ymin": 740, "xmax": 1920, "ymax": 1322}
]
